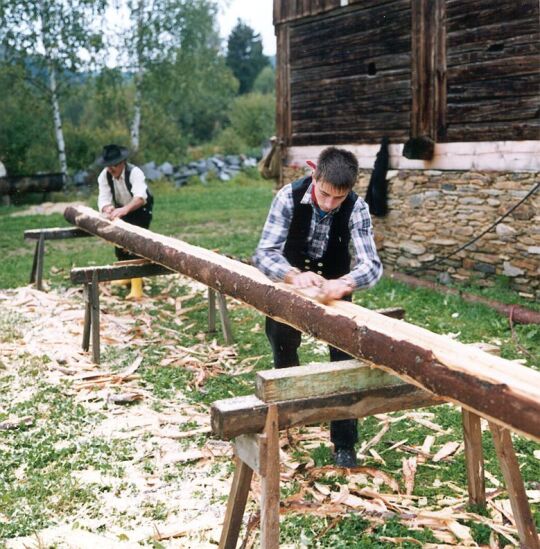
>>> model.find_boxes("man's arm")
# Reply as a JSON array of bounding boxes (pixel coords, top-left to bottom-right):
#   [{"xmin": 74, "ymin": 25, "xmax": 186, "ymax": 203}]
[
  {"xmin": 108, "ymin": 196, "xmax": 145, "ymax": 220},
  {"xmin": 97, "ymin": 170, "xmax": 114, "ymax": 213},
  {"xmin": 346, "ymin": 198, "xmax": 383, "ymax": 290},
  {"xmin": 252, "ymin": 185, "xmax": 296, "ymax": 280},
  {"xmin": 127, "ymin": 166, "xmax": 148, "ymax": 205}
]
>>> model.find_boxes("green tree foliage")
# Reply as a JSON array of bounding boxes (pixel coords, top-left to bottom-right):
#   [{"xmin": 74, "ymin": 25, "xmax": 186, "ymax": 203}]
[
  {"xmin": 226, "ymin": 20, "xmax": 269, "ymax": 94},
  {"xmin": 0, "ymin": 1, "xmax": 265, "ymax": 173},
  {"xmin": 252, "ymin": 65, "xmax": 275, "ymax": 95},
  {"xmin": 143, "ymin": 1, "xmax": 238, "ymax": 146},
  {"xmin": 0, "ymin": 0, "xmax": 106, "ymax": 176},
  {"xmin": 119, "ymin": 0, "xmax": 228, "ymax": 152},
  {"xmin": 0, "ymin": 65, "xmax": 57, "ymax": 174},
  {"xmin": 225, "ymin": 92, "xmax": 275, "ymax": 150}
]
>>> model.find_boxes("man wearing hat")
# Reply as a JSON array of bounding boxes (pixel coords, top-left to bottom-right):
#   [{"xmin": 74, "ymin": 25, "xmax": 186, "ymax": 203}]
[
  {"xmin": 97, "ymin": 144, "xmax": 153, "ymax": 299},
  {"xmin": 252, "ymin": 146, "xmax": 382, "ymax": 468}
]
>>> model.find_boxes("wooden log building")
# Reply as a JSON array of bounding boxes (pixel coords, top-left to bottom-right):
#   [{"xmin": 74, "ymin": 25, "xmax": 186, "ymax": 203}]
[{"xmin": 273, "ymin": 0, "xmax": 540, "ymax": 298}]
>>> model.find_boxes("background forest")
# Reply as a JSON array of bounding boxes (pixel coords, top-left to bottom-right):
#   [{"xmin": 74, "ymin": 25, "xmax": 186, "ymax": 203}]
[{"xmin": 0, "ymin": 0, "xmax": 276, "ymax": 178}]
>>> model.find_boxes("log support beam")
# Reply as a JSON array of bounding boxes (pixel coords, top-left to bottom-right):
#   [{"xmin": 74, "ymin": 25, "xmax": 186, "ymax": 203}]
[
  {"xmin": 489, "ymin": 424, "xmax": 540, "ymax": 549},
  {"xmin": 73, "ymin": 259, "xmax": 233, "ymax": 363},
  {"xmin": 25, "ymin": 227, "xmax": 92, "ymax": 291}
]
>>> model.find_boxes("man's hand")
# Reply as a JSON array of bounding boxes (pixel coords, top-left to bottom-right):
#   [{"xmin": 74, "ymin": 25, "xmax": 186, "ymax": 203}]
[
  {"xmin": 285, "ymin": 269, "xmax": 325, "ymax": 288},
  {"xmin": 320, "ymin": 277, "xmax": 355, "ymax": 301},
  {"xmin": 102, "ymin": 205, "xmax": 114, "ymax": 217},
  {"xmin": 108, "ymin": 206, "xmax": 130, "ymax": 220}
]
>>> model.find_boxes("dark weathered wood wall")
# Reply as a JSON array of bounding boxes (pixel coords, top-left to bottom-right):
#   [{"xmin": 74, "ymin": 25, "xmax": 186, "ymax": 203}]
[
  {"xmin": 445, "ymin": 0, "xmax": 539, "ymax": 141},
  {"xmin": 274, "ymin": 0, "xmax": 341, "ymax": 25},
  {"xmin": 275, "ymin": 0, "xmax": 540, "ymax": 146},
  {"xmin": 287, "ymin": 0, "xmax": 412, "ymax": 145}
]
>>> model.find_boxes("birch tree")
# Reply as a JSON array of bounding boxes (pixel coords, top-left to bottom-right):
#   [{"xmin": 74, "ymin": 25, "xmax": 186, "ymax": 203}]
[
  {"xmin": 0, "ymin": 0, "xmax": 106, "ymax": 181},
  {"xmin": 117, "ymin": 0, "xmax": 219, "ymax": 152}
]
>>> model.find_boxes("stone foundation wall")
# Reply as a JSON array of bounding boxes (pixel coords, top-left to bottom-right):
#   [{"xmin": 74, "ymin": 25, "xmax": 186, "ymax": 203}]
[{"xmin": 282, "ymin": 167, "xmax": 540, "ymax": 300}]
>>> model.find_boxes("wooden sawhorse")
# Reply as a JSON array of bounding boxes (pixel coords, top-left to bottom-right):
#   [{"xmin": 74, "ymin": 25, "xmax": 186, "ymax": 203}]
[
  {"xmin": 71, "ymin": 259, "xmax": 234, "ymax": 364},
  {"xmin": 24, "ymin": 227, "xmax": 92, "ymax": 290},
  {"xmin": 211, "ymin": 360, "xmax": 539, "ymax": 548}
]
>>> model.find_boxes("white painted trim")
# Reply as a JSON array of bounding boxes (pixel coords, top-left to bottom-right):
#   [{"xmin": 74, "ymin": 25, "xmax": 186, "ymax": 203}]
[{"xmin": 286, "ymin": 141, "xmax": 540, "ymax": 172}]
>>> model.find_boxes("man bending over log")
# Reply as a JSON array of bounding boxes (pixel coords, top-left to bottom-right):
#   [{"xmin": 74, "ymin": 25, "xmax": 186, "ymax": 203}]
[
  {"xmin": 253, "ymin": 146, "xmax": 383, "ymax": 467},
  {"xmin": 96, "ymin": 144, "xmax": 153, "ymax": 299}
]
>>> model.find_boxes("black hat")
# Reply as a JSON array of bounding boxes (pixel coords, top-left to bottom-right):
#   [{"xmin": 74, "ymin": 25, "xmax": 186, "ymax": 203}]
[{"xmin": 97, "ymin": 144, "xmax": 129, "ymax": 167}]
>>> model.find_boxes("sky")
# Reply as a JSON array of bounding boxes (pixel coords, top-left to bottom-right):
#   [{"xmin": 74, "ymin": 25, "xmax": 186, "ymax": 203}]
[
  {"xmin": 103, "ymin": 0, "xmax": 276, "ymax": 67},
  {"xmin": 217, "ymin": 0, "xmax": 276, "ymax": 56}
]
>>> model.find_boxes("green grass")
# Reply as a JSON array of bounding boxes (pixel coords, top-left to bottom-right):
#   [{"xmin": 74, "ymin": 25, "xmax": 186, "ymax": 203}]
[
  {"xmin": 0, "ymin": 170, "xmax": 270, "ymax": 290},
  {"xmin": 0, "ymin": 373, "xmax": 134, "ymax": 538},
  {"xmin": 0, "ymin": 172, "xmax": 539, "ymax": 544}
]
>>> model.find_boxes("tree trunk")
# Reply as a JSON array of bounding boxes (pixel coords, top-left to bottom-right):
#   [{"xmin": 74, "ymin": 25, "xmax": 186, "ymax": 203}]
[
  {"xmin": 130, "ymin": 71, "xmax": 142, "ymax": 153},
  {"xmin": 130, "ymin": 0, "xmax": 145, "ymax": 153},
  {"xmin": 48, "ymin": 63, "xmax": 68, "ymax": 184},
  {"xmin": 64, "ymin": 205, "xmax": 540, "ymax": 442}
]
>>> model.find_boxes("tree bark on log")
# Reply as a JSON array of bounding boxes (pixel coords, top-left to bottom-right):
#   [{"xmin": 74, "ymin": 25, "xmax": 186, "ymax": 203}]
[{"xmin": 64, "ymin": 206, "xmax": 540, "ymax": 442}]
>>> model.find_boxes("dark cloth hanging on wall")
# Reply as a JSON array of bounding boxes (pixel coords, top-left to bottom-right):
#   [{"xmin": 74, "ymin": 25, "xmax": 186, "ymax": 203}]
[{"xmin": 365, "ymin": 137, "xmax": 389, "ymax": 217}]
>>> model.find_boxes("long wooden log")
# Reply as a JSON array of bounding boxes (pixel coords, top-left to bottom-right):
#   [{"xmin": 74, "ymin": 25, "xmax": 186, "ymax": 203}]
[
  {"xmin": 24, "ymin": 227, "xmax": 91, "ymax": 241},
  {"xmin": 64, "ymin": 206, "xmax": 540, "ymax": 442},
  {"xmin": 70, "ymin": 261, "xmax": 174, "ymax": 284}
]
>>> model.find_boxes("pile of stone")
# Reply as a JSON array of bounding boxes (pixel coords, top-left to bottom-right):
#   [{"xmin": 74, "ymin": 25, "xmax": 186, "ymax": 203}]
[
  {"xmin": 141, "ymin": 154, "xmax": 258, "ymax": 187},
  {"xmin": 71, "ymin": 154, "xmax": 258, "ymax": 189}
]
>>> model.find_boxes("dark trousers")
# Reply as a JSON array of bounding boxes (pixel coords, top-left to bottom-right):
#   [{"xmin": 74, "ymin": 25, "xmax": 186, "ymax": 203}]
[
  {"xmin": 114, "ymin": 210, "xmax": 152, "ymax": 262},
  {"xmin": 265, "ymin": 316, "xmax": 358, "ymax": 449}
]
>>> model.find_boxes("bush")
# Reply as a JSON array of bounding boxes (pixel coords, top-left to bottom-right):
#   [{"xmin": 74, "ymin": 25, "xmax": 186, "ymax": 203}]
[
  {"xmin": 252, "ymin": 66, "xmax": 275, "ymax": 95},
  {"xmin": 214, "ymin": 127, "xmax": 248, "ymax": 155},
  {"xmin": 226, "ymin": 93, "xmax": 275, "ymax": 149},
  {"xmin": 64, "ymin": 122, "xmax": 129, "ymax": 172}
]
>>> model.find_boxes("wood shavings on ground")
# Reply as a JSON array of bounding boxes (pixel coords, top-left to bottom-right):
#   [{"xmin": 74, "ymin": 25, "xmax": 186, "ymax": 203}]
[
  {"xmin": 0, "ymin": 286, "xmax": 136, "ymax": 375},
  {"xmin": 0, "ymin": 284, "xmax": 231, "ymax": 548},
  {"xmin": 1, "ymin": 282, "xmax": 537, "ymax": 548},
  {"xmin": 9, "ymin": 201, "xmax": 84, "ymax": 217}
]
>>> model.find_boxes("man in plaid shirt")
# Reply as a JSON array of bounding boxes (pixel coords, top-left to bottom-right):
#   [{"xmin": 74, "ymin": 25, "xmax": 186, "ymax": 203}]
[{"xmin": 253, "ymin": 146, "xmax": 383, "ymax": 467}]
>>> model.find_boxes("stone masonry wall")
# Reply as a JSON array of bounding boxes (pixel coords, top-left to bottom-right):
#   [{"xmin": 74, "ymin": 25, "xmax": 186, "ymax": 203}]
[{"xmin": 282, "ymin": 167, "xmax": 540, "ymax": 300}]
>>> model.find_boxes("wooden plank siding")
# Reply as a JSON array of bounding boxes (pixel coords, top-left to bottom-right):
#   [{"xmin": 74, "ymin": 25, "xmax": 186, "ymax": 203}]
[
  {"xmin": 410, "ymin": 0, "xmax": 446, "ymax": 141},
  {"xmin": 445, "ymin": 0, "xmax": 540, "ymax": 141},
  {"xmin": 274, "ymin": 0, "xmax": 539, "ymax": 148},
  {"xmin": 287, "ymin": 0, "xmax": 412, "ymax": 145},
  {"xmin": 274, "ymin": 0, "xmax": 341, "ymax": 25}
]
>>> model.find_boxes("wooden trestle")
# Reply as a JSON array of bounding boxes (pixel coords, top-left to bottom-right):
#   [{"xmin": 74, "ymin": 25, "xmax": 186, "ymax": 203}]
[{"xmin": 212, "ymin": 360, "xmax": 539, "ymax": 549}]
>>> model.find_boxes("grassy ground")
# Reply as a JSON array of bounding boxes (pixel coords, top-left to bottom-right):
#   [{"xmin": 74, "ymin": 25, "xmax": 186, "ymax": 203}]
[{"xmin": 0, "ymin": 173, "xmax": 539, "ymax": 547}]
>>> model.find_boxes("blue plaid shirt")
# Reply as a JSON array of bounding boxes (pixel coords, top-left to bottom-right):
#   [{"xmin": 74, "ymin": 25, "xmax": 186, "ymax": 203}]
[{"xmin": 253, "ymin": 182, "xmax": 383, "ymax": 290}]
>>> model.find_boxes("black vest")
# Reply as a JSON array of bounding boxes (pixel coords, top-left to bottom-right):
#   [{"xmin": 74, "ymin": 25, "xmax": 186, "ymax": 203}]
[
  {"xmin": 106, "ymin": 163, "xmax": 153, "ymax": 228},
  {"xmin": 283, "ymin": 177, "xmax": 357, "ymax": 279}
]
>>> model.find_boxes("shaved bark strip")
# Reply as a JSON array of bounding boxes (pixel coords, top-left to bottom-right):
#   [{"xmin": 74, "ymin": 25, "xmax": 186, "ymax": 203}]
[{"xmin": 64, "ymin": 206, "xmax": 540, "ymax": 442}]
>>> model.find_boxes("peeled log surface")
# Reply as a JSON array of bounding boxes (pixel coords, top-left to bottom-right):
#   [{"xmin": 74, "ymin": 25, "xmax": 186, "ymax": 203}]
[{"xmin": 64, "ymin": 206, "xmax": 540, "ymax": 442}]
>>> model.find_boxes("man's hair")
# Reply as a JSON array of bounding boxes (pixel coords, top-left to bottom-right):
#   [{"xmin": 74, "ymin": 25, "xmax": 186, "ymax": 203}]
[{"xmin": 314, "ymin": 147, "xmax": 359, "ymax": 190}]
